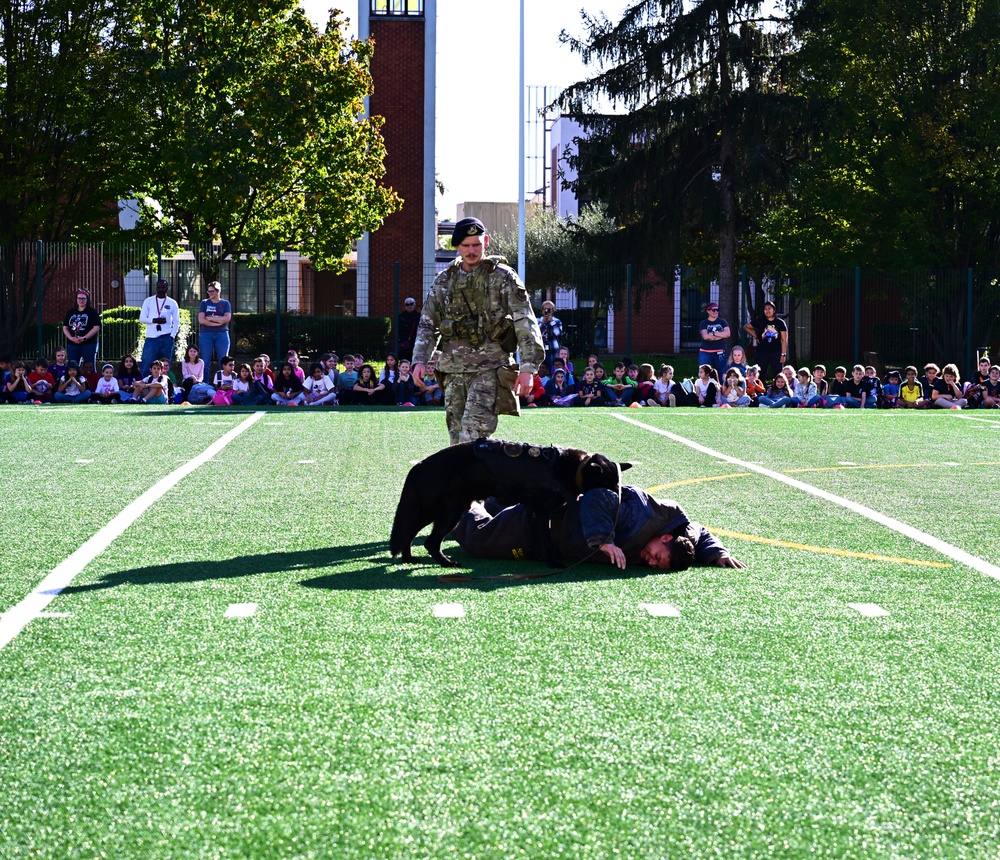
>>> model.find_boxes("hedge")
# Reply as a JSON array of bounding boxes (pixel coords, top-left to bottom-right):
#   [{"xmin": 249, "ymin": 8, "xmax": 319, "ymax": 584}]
[{"xmin": 231, "ymin": 313, "xmax": 392, "ymax": 361}]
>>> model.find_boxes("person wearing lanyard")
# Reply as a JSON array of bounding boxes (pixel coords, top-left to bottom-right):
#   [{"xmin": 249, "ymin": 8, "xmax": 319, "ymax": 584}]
[
  {"xmin": 698, "ymin": 302, "xmax": 730, "ymax": 377},
  {"xmin": 139, "ymin": 279, "xmax": 181, "ymax": 376}
]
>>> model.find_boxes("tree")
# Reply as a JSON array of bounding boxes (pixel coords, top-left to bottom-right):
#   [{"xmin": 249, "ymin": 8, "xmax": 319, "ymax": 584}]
[
  {"xmin": 761, "ymin": 0, "xmax": 1000, "ymax": 271},
  {"xmin": 557, "ymin": 0, "xmax": 804, "ymax": 325},
  {"xmin": 0, "ymin": 0, "xmax": 145, "ymax": 354},
  {"xmin": 130, "ymin": 1, "xmax": 400, "ymax": 282}
]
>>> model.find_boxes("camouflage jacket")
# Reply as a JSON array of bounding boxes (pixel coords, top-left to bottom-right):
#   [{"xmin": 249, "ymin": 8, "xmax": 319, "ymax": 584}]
[{"xmin": 412, "ymin": 256, "xmax": 545, "ymax": 374}]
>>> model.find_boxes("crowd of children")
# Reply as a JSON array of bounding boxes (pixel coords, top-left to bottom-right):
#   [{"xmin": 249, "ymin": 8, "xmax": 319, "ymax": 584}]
[
  {"xmin": 3, "ymin": 345, "xmax": 997, "ymax": 411},
  {"xmin": 0, "ymin": 348, "xmax": 446, "ymax": 408}
]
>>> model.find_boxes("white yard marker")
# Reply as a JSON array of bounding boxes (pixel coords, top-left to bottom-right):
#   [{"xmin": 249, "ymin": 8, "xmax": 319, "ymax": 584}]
[
  {"xmin": 432, "ymin": 603, "xmax": 466, "ymax": 618},
  {"xmin": 838, "ymin": 461, "xmax": 857, "ymax": 466},
  {"xmin": 224, "ymin": 603, "xmax": 258, "ymax": 618},
  {"xmin": 613, "ymin": 413, "xmax": 1000, "ymax": 582},
  {"xmin": 36, "ymin": 612, "xmax": 72, "ymax": 619},
  {"xmin": 639, "ymin": 602, "xmax": 680, "ymax": 618},
  {"xmin": 298, "ymin": 459, "xmax": 317, "ymax": 464},
  {"xmin": 848, "ymin": 603, "xmax": 890, "ymax": 617},
  {"xmin": 0, "ymin": 411, "xmax": 268, "ymax": 653},
  {"xmin": 941, "ymin": 461, "xmax": 961, "ymax": 467},
  {"xmin": 75, "ymin": 459, "xmax": 94, "ymax": 464}
]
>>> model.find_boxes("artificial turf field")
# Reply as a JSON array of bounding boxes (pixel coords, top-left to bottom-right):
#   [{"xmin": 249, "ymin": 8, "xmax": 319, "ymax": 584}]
[{"xmin": 1, "ymin": 405, "xmax": 999, "ymax": 860}]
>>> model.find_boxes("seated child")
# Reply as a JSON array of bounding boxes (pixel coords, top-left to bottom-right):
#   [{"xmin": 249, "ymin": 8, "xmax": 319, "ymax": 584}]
[
  {"xmin": 418, "ymin": 361, "xmax": 443, "ymax": 406},
  {"xmin": 573, "ymin": 366, "xmax": 604, "ymax": 407},
  {"xmin": 897, "ymin": 366, "xmax": 923, "ymax": 408},
  {"xmin": 394, "ymin": 359, "xmax": 417, "ymax": 406},
  {"xmin": 790, "ymin": 367, "xmax": 817, "ymax": 407},
  {"xmin": 634, "ymin": 363, "xmax": 655, "ymax": 403},
  {"xmin": 3, "ymin": 360, "xmax": 33, "ymax": 404},
  {"xmin": 694, "ymin": 365, "xmax": 720, "ymax": 407},
  {"xmin": 91, "ymin": 363, "xmax": 121, "ymax": 404},
  {"xmin": 544, "ymin": 368, "xmax": 573, "ymax": 406},
  {"xmin": 518, "ymin": 371, "xmax": 546, "ymax": 408},
  {"xmin": 116, "ymin": 354, "xmax": 141, "ymax": 403},
  {"xmin": 881, "ymin": 370, "xmax": 901, "ymax": 408},
  {"xmin": 304, "ymin": 361, "xmax": 338, "ymax": 406},
  {"xmin": 28, "ymin": 359, "xmax": 56, "ymax": 403},
  {"xmin": 133, "ymin": 360, "xmax": 170, "ymax": 404},
  {"xmin": 48, "ymin": 349, "xmax": 68, "ymax": 388},
  {"xmin": 54, "ymin": 362, "xmax": 92, "ymax": 403},
  {"xmin": 651, "ymin": 364, "xmax": 679, "ymax": 407},
  {"xmin": 720, "ymin": 368, "xmax": 752, "ymax": 407},
  {"xmin": 231, "ymin": 363, "xmax": 256, "ymax": 406},
  {"xmin": 982, "ymin": 365, "xmax": 1000, "ymax": 408},
  {"xmin": 338, "ymin": 355, "xmax": 359, "ymax": 406},
  {"xmin": 604, "ymin": 362, "xmax": 634, "ymax": 406},
  {"xmin": 272, "ymin": 362, "xmax": 306, "ymax": 406},
  {"xmin": 932, "ymin": 363, "xmax": 967, "ymax": 409},
  {"xmin": 744, "ymin": 365, "xmax": 766, "ymax": 405},
  {"xmin": 352, "ymin": 363, "xmax": 384, "ymax": 403}
]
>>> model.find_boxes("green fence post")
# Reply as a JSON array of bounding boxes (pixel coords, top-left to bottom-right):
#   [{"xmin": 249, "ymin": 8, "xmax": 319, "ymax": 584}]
[
  {"xmin": 741, "ymin": 265, "xmax": 748, "ymax": 346},
  {"xmin": 36, "ymin": 240, "xmax": 44, "ymax": 358},
  {"xmin": 854, "ymin": 266, "xmax": 861, "ymax": 365},
  {"xmin": 625, "ymin": 264, "xmax": 632, "ymax": 359},
  {"xmin": 393, "ymin": 261, "xmax": 400, "ymax": 357},
  {"xmin": 276, "ymin": 245, "xmax": 282, "ymax": 359},
  {"xmin": 967, "ymin": 268, "xmax": 974, "ymax": 374}
]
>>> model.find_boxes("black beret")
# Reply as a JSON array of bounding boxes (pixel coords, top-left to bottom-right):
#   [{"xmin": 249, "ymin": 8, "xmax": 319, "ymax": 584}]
[{"xmin": 452, "ymin": 217, "xmax": 486, "ymax": 246}]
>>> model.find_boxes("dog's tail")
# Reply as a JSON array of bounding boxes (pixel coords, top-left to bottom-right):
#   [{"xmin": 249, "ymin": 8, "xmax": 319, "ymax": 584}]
[{"xmin": 389, "ymin": 469, "xmax": 423, "ymax": 558}]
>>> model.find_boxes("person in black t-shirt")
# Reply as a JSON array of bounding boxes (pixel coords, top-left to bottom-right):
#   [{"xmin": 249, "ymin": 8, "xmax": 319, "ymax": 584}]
[{"xmin": 62, "ymin": 289, "xmax": 101, "ymax": 369}]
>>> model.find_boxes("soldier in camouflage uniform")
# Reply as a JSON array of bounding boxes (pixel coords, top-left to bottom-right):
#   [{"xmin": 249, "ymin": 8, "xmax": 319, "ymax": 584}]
[{"xmin": 412, "ymin": 217, "xmax": 545, "ymax": 445}]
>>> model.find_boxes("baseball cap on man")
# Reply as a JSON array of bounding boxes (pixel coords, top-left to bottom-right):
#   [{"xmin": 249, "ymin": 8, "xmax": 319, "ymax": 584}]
[{"xmin": 452, "ymin": 217, "xmax": 486, "ymax": 246}]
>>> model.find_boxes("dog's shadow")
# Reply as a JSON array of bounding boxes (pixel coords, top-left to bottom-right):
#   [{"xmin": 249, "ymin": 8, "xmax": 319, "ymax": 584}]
[{"xmin": 56, "ymin": 540, "xmax": 658, "ymax": 596}]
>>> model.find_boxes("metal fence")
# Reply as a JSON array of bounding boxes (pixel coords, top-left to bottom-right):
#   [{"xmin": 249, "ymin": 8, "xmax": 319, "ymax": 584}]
[{"xmin": 3, "ymin": 242, "xmax": 998, "ymax": 376}]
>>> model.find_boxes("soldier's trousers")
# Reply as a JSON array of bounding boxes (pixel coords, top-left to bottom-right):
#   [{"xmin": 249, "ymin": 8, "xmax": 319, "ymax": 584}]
[{"xmin": 443, "ymin": 369, "xmax": 499, "ymax": 446}]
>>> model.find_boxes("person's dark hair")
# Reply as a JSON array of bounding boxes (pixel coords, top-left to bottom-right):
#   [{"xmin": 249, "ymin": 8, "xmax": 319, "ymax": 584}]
[
  {"xmin": 220, "ymin": 355, "xmax": 235, "ymax": 365},
  {"xmin": 309, "ymin": 362, "xmax": 323, "ymax": 374},
  {"xmin": 118, "ymin": 354, "xmax": 137, "ymax": 375},
  {"xmin": 35, "ymin": 357, "xmax": 48, "ymax": 369},
  {"xmin": 669, "ymin": 535, "xmax": 696, "ymax": 571}
]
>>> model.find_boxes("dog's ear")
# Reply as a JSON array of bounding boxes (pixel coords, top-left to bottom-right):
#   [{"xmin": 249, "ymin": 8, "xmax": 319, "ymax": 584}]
[{"xmin": 619, "ymin": 462, "xmax": 633, "ymax": 472}]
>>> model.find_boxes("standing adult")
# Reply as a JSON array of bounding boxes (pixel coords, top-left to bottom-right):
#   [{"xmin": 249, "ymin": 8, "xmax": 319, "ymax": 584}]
[
  {"xmin": 396, "ymin": 297, "xmax": 421, "ymax": 362},
  {"xmin": 538, "ymin": 300, "xmax": 563, "ymax": 372},
  {"xmin": 198, "ymin": 281, "xmax": 232, "ymax": 377},
  {"xmin": 62, "ymin": 289, "xmax": 101, "ymax": 369},
  {"xmin": 698, "ymin": 302, "xmax": 730, "ymax": 376},
  {"xmin": 411, "ymin": 217, "xmax": 545, "ymax": 446},
  {"xmin": 743, "ymin": 300, "xmax": 788, "ymax": 382},
  {"xmin": 139, "ymin": 278, "xmax": 181, "ymax": 376}
]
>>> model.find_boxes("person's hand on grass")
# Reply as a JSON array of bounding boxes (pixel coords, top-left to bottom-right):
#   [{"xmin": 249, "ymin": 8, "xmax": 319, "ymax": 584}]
[
  {"xmin": 715, "ymin": 555, "xmax": 746, "ymax": 569},
  {"xmin": 600, "ymin": 543, "xmax": 626, "ymax": 569}
]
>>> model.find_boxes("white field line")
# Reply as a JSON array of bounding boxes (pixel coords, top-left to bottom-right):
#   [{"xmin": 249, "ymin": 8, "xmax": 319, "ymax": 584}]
[
  {"xmin": 848, "ymin": 603, "xmax": 890, "ymax": 617},
  {"xmin": 956, "ymin": 414, "xmax": 1000, "ymax": 427},
  {"xmin": 224, "ymin": 603, "xmax": 258, "ymax": 618},
  {"xmin": 432, "ymin": 603, "xmax": 466, "ymax": 618},
  {"xmin": 613, "ymin": 413, "xmax": 1000, "ymax": 582},
  {"xmin": 639, "ymin": 602, "xmax": 680, "ymax": 618},
  {"xmin": 0, "ymin": 411, "xmax": 268, "ymax": 653}
]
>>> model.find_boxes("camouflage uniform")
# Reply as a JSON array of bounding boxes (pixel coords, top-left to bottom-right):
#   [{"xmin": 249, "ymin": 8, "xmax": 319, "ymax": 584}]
[{"xmin": 412, "ymin": 255, "xmax": 544, "ymax": 445}]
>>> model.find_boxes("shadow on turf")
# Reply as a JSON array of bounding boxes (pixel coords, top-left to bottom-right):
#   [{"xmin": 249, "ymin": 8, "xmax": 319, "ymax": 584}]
[
  {"xmin": 58, "ymin": 542, "xmax": 389, "ymax": 593},
  {"xmin": 58, "ymin": 540, "xmax": 656, "ymax": 595}
]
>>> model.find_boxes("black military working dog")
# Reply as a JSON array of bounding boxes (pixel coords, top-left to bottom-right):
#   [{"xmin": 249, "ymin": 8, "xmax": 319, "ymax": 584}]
[{"xmin": 390, "ymin": 439, "xmax": 632, "ymax": 567}]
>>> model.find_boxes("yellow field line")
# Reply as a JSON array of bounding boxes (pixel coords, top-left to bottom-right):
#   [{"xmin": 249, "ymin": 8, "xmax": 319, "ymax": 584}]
[
  {"xmin": 708, "ymin": 527, "xmax": 951, "ymax": 568},
  {"xmin": 649, "ymin": 461, "xmax": 1000, "ymax": 491}
]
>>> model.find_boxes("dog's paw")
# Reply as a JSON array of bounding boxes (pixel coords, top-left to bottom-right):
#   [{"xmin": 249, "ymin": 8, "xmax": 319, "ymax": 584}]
[{"xmin": 433, "ymin": 553, "xmax": 458, "ymax": 568}]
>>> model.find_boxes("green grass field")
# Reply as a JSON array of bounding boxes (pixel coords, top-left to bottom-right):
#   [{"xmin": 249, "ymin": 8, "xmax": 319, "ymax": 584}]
[{"xmin": 2, "ymin": 405, "xmax": 999, "ymax": 859}]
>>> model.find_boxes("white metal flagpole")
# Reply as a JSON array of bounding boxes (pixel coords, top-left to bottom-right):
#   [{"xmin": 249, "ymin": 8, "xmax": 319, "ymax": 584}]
[{"xmin": 517, "ymin": 0, "xmax": 526, "ymax": 283}]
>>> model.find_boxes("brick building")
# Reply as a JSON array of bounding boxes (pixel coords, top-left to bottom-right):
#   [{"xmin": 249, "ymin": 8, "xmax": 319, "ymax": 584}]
[{"xmin": 356, "ymin": 0, "xmax": 437, "ymax": 320}]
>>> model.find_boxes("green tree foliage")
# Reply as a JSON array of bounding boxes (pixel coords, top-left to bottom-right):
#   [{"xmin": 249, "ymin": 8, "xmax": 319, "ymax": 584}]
[
  {"xmin": 557, "ymin": 0, "xmax": 804, "ymax": 323},
  {"xmin": 488, "ymin": 205, "xmax": 615, "ymax": 289},
  {"xmin": 131, "ymin": 1, "xmax": 400, "ymax": 279},
  {"xmin": 0, "ymin": 0, "xmax": 144, "ymax": 352},
  {"xmin": 761, "ymin": 0, "xmax": 1000, "ymax": 271}
]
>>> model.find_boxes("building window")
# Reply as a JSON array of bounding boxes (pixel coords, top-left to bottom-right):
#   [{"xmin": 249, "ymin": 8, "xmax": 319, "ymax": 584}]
[{"xmin": 371, "ymin": 0, "xmax": 423, "ymax": 15}]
